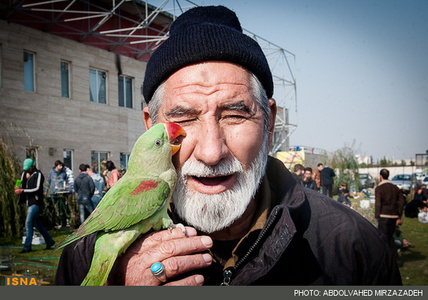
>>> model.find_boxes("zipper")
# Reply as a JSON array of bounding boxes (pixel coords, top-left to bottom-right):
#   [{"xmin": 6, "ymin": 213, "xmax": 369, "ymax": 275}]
[{"xmin": 221, "ymin": 207, "xmax": 281, "ymax": 286}]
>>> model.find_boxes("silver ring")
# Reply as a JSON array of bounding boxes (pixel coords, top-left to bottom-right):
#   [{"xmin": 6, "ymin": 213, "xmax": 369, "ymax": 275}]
[{"xmin": 151, "ymin": 262, "xmax": 167, "ymax": 283}]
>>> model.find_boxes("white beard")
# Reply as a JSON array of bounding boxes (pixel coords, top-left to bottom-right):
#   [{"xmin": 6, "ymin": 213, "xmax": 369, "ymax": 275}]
[{"xmin": 172, "ymin": 137, "xmax": 269, "ymax": 234}]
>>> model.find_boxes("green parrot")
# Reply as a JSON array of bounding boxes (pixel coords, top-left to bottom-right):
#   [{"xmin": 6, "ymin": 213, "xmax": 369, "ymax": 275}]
[{"xmin": 55, "ymin": 122, "xmax": 186, "ymax": 286}]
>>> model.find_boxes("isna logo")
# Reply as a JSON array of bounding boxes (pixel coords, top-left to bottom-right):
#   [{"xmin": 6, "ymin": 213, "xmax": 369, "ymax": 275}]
[{"xmin": 5, "ymin": 275, "xmax": 39, "ymax": 286}]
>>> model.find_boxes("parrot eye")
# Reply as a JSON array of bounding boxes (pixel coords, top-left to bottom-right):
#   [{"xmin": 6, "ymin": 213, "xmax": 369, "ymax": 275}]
[{"xmin": 154, "ymin": 139, "xmax": 163, "ymax": 147}]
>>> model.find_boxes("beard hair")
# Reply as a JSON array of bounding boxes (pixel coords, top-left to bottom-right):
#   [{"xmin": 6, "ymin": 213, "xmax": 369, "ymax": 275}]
[{"xmin": 172, "ymin": 134, "xmax": 269, "ymax": 234}]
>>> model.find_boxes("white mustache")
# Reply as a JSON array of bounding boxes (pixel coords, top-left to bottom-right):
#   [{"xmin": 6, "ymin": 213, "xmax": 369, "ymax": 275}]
[{"xmin": 180, "ymin": 158, "xmax": 243, "ymax": 178}]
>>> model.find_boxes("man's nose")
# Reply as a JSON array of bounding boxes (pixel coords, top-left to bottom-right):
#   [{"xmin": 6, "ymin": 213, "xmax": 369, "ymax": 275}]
[{"xmin": 192, "ymin": 122, "xmax": 228, "ymax": 166}]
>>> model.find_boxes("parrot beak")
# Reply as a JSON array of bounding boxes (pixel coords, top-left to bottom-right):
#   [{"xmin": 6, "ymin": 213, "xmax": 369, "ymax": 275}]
[{"xmin": 164, "ymin": 123, "xmax": 186, "ymax": 155}]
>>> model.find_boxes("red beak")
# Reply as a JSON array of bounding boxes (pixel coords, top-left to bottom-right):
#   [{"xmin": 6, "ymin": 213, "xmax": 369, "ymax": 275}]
[{"xmin": 164, "ymin": 123, "xmax": 186, "ymax": 155}]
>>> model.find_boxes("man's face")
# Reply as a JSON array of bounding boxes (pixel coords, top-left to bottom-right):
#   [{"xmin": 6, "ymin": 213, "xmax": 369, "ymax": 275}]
[
  {"xmin": 318, "ymin": 165, "xmax": 323, "ymax": 171},
  {"xmin": 303, "ymin": 170, "xmax": 312, "ymax": 180},
  {"xmin": 55, "ymin": 164, "xmax": 64, "ymax": 171},
  {"xmin": 143, "ymin": 62, "xmax": 276, "ymax": 233}
]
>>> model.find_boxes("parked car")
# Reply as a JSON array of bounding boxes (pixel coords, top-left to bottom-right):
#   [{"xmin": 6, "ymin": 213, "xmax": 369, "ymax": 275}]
[
  {"xmin": 390, "ymin": 174, "xmax": 413, "ymax": 191},
  {"xmin": 358, "ymin": 173, "xmax": 375, "ymax": 189},
  {"xmin": 422, "ymin": 177, "xmax": 428, "ymax": 189}
]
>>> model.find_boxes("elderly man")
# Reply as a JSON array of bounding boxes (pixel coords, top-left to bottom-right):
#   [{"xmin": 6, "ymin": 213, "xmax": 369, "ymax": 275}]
[{"xmin": 55, "ymin": 5, "xmax": 401, "ymax": 286}]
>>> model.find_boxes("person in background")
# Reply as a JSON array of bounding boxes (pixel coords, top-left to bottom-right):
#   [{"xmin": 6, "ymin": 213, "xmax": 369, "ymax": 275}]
[
  {"xmin": 312, "ymin": 163, "xmax": 323, "ymax": 192},
  {"xmin": 45, "ymin": 160, "xmax": 70, "ymax": 228},
  {"xmin": 414, "ymin": 187, "xmax": 427, "ymax": 205},
  {"xmin": 87, "ymin": 165, "xmax": 105, "ymax": 208},
  {"xmin": 103, "ymin": 161, "xmax": 120, "ymax": 191},
  {"xmin": 15, "ymin": 158, "xmax": 55, "ymax": 253},
  {"xmin": 299, "ymin": 167, "xmax": 317, "ymax": 191},
  {"xmin": 393, "ymin": 216, "xmax": 411, "ymax": 251},
  {"xmin": 418, "ymin": 204, "xmax": 428, "ymax": 223},
  {"xmin": 74, "ymin": 163, "xmax": 95, "ymax": 224},
  {"xmin": 292, "ymin": 163, "xmax": 304, "ymax": 182},
  {"xmin": 375, "ymin": 168, "xmax": 405, "ymax": 252},
  {"xmin": 337, "ymin": 183, "xmax": 352, "ymax": 207},
  {"xmin": 320, "ymin": 164, "xmax": 335, "ymax": 198}
]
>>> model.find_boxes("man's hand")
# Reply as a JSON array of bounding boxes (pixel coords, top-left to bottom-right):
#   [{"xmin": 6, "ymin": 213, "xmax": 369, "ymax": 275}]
[
  {"xmin": 107, "ymin": 226, "xmax": 212, "ymax": 286},
  {"xmin": 14, "ymin": 187, "xmax": 23, "ymax": 195}
]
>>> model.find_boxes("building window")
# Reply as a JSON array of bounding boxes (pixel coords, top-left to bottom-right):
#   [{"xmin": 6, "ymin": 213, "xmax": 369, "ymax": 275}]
[
  {"xmin": 24, "ymin": 51, "xmax": 35, "ymax": 92},
  {"xmin": 118, "ymin": 75, "xmax": 133, "ymax": 108},
  {"xmin": 89, "ymin": 69, "xmax": 106, "ymax": 104},
  {"xmin": 61, "ymin": 61, "xmax": 70, "ymax": 98},
  {"xmin": 120, "ymin": 153, "xmax": 130, "ymax": 172},
  {"xmin": 63, "ymin": 149, "xmax": 73, "ymax": 171},
  {"xmin": 91, "ymin": 151, "xmax": 109, "ymax": 174}
]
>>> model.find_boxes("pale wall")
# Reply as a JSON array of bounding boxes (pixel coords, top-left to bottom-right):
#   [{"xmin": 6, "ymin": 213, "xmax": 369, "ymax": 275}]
[{"xmin": 0, "ymin": 20, "xmax": 147, "ymax": 177}]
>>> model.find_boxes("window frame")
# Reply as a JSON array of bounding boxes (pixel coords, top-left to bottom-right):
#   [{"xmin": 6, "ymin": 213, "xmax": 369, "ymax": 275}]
[
  {"xmin": 24, "ymin": 51, "xmax": 36, "ymax": 92},
  {"xmin": 89, "ymin": 68, "xmax": 107, "ymax": 104},
  {"xmin": 91, "ymin": 151, "xmax": 110, "ymax": 174},
  {"xmin": 61, "ymin": 61, "xmax": 71, "ymax": 98},
  {"xmin": 118, "ymin": 75, "xmax": 133, "ymax": 109},
  {"xmin": 63, "ymin": 149, "xmax": 73, "ymax": 171}
]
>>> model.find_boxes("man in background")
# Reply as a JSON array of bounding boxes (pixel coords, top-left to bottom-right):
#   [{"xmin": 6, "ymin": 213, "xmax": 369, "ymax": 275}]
[
  {"xmin": 299, "ymin": 167, "xmax": 317, "ymax": 191},
  {"xmin": 15, "ymin": 158, "xmax": 55, "ymax": 253},
  {"xmin": 375, "ymin": 168, "xmax": 405, "ymax": 251},
  {"xmin": 292, "ymin": 163, "xmax": 304, "ymax": 182},
  {"xmin": 75, "ymin": 163, "xmax": 95, "ymax": 224},
  {"xmin": 87, "ymin": 165, "xmax": 105, "ymax": 208},
  {"xmin": 320, "ymin": 163, "xmax": 335, "ymax": 197}
]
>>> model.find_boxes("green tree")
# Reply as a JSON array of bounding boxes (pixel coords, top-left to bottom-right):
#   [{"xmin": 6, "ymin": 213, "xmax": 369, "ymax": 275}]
[
  {"xmin": 0, "ymin": 137, "xmax": 26, "ymax": 237},
  {"xmin": 330, "ymin": 141, "xmax": 360, "ymax": 195}
]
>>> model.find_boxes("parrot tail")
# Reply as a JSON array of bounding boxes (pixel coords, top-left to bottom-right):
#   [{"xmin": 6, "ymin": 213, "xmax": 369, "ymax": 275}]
[{"xmin": 81, "ymin": 252, "xmax": 118, "ymax": 286}]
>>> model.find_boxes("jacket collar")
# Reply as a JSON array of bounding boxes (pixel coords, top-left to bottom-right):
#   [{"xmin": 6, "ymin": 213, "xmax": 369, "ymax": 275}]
[{"xmin": 378, "ymin": 179, "xmax": 390, "ymax": 186}]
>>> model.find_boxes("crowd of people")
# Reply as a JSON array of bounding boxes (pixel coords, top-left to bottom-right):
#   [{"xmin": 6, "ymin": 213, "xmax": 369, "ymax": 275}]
[
  {"xmin": 14, "ymin": 158, "xmax": 124, "ymax": 252},
  {"xmin": 292, "ymin": 162, "xmax": 338, "ymax": 197},
  {"xmin": 292, "ymin": 162, "xmax": 428, "ymax": 253}
]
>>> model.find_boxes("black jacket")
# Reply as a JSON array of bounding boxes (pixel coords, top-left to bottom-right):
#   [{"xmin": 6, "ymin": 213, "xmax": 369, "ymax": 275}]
[
  {"xmin": 18, "ymin": 169, "xmax": 45, "ymax": 207},
  {"xmin": 320, "ymin": 167, "xmax": 335, "ymax": 186},
  {"xmin": 75, "ymin": 172, "xmax": 95, "ymax": 200},
  {"xmin": 54, "ymin": 157, "xmax": 401, "ymax": 285}
]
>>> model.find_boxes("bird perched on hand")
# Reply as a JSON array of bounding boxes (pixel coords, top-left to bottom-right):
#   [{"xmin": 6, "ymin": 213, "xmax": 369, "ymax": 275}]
[{"xmin": 55, "ymin": 123, "xmax": 186, "ymax": 286}]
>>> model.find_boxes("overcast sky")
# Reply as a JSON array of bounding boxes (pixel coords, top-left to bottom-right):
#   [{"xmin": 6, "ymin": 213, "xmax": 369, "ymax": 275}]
[{"xmin": 172, "ymin": 0, "xmax": 428, "ymax": 161}]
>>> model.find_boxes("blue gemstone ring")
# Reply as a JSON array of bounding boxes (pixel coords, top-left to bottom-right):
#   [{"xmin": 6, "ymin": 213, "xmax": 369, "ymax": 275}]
[{"xmin": 151, "ymin": 262, "xmax": 167, "ymax": 282}]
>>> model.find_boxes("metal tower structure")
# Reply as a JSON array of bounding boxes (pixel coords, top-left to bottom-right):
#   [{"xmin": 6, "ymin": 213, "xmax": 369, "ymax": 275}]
[{"xmin": 1, "ymin": 0, "xmax": 297, "ymax": 152}]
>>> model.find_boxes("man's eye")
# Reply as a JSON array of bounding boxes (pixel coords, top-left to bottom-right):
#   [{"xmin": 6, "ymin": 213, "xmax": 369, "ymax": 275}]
[
  {"xmin": 223, "ymin": 115, "xmax": 247, "ymax": 122},
  {"xmin": 174, "ymin": 118, "xmax": 197, "ymax": 125}
]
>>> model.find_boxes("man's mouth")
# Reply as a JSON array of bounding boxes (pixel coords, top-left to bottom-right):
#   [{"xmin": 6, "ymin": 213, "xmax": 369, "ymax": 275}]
[
  {"xmin": 187, "ymin": 174, "xmax": 237, "ymax": 194},
  {"xmin": 192, "ymin": 175, "xmax": 233, "ymax": 186}
]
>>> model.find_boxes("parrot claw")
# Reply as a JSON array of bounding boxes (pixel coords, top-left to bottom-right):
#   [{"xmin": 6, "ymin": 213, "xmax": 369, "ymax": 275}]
[{"xmin": 168, "ymin": 223, "xmax": 187, "ymax": 236}]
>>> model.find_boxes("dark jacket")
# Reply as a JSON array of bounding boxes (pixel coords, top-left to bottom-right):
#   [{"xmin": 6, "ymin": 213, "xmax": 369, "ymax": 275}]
[
  {"xmin": 320, "ymin": 167, "xmax": 335, "ymax": 186},
  {"xmin": 18, "ymin": 169, "xmax": 45, "ymax": 207},
  {"xmin": 75, "ymin": 172, "xmax": 95, "ymax": 200},
  {"xmin": 375, "ymin": 180, "xmax": 405, "ymax": 219},
  {"xmin": 54, "ymin": 157, "xmax": 401, "ymax": 285}
]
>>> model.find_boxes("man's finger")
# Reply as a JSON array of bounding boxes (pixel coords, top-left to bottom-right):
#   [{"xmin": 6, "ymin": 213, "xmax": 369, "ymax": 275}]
[{"xmin": 164, "ymin": 275, "xmax": 205, "ymax": 286}]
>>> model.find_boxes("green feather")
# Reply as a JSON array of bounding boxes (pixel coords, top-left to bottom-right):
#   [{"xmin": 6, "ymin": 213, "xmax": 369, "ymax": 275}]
[{"xmin": 55, "ymin": 123, "xmax": 179, "ymax": 286}]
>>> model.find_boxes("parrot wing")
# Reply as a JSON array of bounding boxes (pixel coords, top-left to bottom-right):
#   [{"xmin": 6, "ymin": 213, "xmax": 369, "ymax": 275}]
[{"xmin": 56, "ymin": 175, "xmax": 171, "ymax": 249}]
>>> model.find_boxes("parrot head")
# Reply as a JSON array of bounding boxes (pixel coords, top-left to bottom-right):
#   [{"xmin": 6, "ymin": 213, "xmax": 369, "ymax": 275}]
[{"xmin": 127, "ymin": 123, "xmax": 186, "ymax": 174}]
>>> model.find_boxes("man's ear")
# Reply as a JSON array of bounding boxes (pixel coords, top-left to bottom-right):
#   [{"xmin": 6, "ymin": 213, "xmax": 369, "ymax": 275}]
[
  {"xmin": 143, "ymin": 107, "xmax": 153, "ymax": 130},
  {"xmin": 268, "ymin": 98, "xmax": 277, "ymax": 149}
]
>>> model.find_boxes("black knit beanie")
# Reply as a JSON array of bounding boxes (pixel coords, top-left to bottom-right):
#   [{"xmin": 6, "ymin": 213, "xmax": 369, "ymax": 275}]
[{"xmin": 142, "ymin": 5, "xmax": 273, "ymax": 103}]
